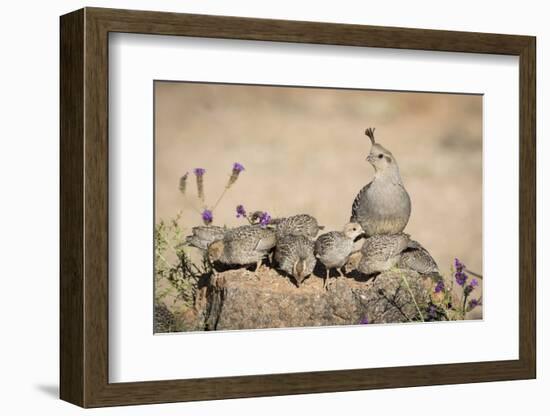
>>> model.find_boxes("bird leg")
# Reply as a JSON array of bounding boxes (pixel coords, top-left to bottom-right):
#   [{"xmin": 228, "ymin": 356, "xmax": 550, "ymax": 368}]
[
  {"xmin": 255, "ymin": 259, "xmax": 263, "ymax": 272},
  {"xmin": 210, "ymin": 268, "xmax": 219, "ymax": 286},
  {"xmin": 323, "ymin": 268, "xmax": 330, "ymax": 290},
  {"xmin": 337, "ymin": 268, "xmax": 346, "ymax": 280}
]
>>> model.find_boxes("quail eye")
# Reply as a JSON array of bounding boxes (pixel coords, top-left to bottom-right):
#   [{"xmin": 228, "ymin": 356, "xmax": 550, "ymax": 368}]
[{"xmin": 378, "ymin": 154, "xmax": 384, "ymax": 159}]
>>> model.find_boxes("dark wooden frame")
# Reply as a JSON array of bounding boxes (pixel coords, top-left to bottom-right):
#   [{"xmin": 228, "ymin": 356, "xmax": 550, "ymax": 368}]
[{"xmin": 60, "ymin": 7, "xmax": 536, "ymax": 408}]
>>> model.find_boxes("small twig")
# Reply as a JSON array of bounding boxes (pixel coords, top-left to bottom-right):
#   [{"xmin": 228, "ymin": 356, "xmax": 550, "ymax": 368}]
[
  {"xmin": 378, "ymin": 288, "xmax": 413, "ymax": 322},
  {"xmin": 157, "ymin": 252, "xmax": 173, "ymax": 270},
  {"xmin": 212, "ymin": 185, "xmax": 229, "ymax": 211},
  {"xmin": 465, "ymin": 268, "xmax": 483, "ymax": 279}
]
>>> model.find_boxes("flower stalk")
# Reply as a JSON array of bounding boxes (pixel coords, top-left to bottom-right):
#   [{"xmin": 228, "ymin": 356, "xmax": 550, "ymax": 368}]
[{"xmin": 179, "ymin": 163, "xmax": 246, "ymax": 225}]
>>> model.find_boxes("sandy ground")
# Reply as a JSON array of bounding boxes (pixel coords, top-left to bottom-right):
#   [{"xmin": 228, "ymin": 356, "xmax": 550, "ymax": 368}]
[{"xmin": 155, "ymin": 81, "xmax": 483, "ymax": 316}]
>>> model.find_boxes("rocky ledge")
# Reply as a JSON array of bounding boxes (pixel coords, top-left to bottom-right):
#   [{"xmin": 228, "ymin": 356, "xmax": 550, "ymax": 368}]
[{"xmin": 191, "ymin": 266, "xmax": 435, "ymax": 331}]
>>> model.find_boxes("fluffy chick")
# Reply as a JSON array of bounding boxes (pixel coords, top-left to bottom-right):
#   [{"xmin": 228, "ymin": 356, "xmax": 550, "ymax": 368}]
[
  {"xmin": 398, "ymin": 239, "xmax": 439, "ymax": 276},
  {"xmin": 314, "ymin": 222, "xmax": 364, "ymax": 289},
  {"xmin": 274, "ymin": 234, "xmax": 316, "ymax": 287},
  {"xmin": 357, "ymin": 233, "xmax": 410, "ymax": 275},
  {"xmin": 184, "ymin": 225, "xmax": 226, "ymax": 250},
  {"xmin": 207, "ymin": 225, "xmax": 276, "ymax": 272}
]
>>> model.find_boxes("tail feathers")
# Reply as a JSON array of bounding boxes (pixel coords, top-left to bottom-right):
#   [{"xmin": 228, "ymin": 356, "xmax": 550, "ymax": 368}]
[{"xmin": 295, "ymin": 258, "xmax": 306, "ymax": 276}]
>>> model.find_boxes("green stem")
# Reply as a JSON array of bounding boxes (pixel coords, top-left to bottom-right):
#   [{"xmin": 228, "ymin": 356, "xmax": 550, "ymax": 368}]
[
  {"xmin": 399, "ymin": 271, "xmax": 425, "ymax": 322},
  {"xmin": 462, "ymin": 291, "xmax": 469, "ymax": 319},
  {"xmin": 157, "ymin": 252, "xmax": 173, "ymax": 269}
]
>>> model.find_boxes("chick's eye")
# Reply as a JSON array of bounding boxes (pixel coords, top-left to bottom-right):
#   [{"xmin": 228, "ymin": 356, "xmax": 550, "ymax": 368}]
[{"xmin": 378, "ymin": 154, "xmax": 384, "ymax": 159}]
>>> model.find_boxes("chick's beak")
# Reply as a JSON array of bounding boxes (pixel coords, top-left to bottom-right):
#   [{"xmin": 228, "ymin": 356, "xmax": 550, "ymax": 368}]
[{"xmin": 366, "ymin": 154, "xmax": 374, "ymax": 163}]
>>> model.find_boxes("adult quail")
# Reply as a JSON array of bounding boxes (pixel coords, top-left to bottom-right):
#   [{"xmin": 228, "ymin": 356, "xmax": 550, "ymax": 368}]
[
  {"xmin": 207, "ymin": 225, "xmax": 277, "ymax": 272},
  {"xmin": 184, "ymin": 225, "xmax": 226, "ymax": 250},
  {"xmin": 350, "ymin": 128, "xmax": 411, "ymax": 236},
  {"xmin": 274, "ymin": 234, "xmax": 317, "ymax": 287},
  {"xmin": 357, "ymin": 233, "xmax": 410, "ymax": 275},
  {"xmin": 253, "ymin": 213, "xmax": 324, "ymax": 238},
  {"xmin": 398, "ymin": 239, "xmax": 439, "ymax": 276},
  {"xmin": 314, "ymin": 222, "xmax": 364, "ymax": 289}
]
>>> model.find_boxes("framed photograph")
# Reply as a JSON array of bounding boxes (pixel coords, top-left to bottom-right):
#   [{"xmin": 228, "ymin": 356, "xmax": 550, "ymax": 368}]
[{"xmin": 60, "ymin": 7, "xmax": 536, "ymax": 408}]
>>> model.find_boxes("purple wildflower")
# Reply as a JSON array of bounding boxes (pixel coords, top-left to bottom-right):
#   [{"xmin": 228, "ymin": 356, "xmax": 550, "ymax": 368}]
[
  {"xmin": 193, "ymin": 168, "xmax": 206, "ymax": 177},
  {"xmin": 434, "ymin": 280, "xmax": 445, "ymax": 293},
  {"xmin": 259, "ymin": 211, "xmax": 271, "ymax": 228},
  {"xmin": 427, "ymin": 305, "xmax": 438, "ymax": 319},
  {"xmin": 201, "ymin": 209, "xmax": 213, "ymax": 225},
  {"xmin": 455, "ymin": 271, "xmax": 468, "ymax": 287},
  {"xmin": 359, "ymin": 317, "xmax": 369, "ymax": 324},
  {"xmin": 454, "ymin": 258, "xmax": 465, "ymax": 273},
  {"xmin": 465, "ymin": 277, "xmax": 479, "ymax": 294},
  {"xmin": 232, "ymin": 162, "xmax": 245, "ymax": 173},
  {"xmin": 227, "ymin": 162, "xmax": 245, "ymax": 187},
  {"xmin": 468, "ymin": 298, "xmax": 480, "ymax": 309},
  {"xmin": 236, "ymin": 204, "xmax": 247, "ymax": 218}
]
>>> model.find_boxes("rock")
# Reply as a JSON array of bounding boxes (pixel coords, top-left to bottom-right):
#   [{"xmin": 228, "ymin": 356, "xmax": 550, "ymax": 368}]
[{"xmin": 199, "ymin": 267, "xmax": 434, "ymax": 331}]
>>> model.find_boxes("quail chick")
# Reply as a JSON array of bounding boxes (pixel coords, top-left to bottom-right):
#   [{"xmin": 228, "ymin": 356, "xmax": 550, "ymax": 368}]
[
  {"xmin": 350, "ymin": 128, "xmax": 411, "ymax": 236},
  {"xmin": 274, "ymin": 234, "xmax": 316, "ymax": 287},
  {"xmin": 357, "ymin": 233, "xmax": 410, "ymax": 275},
  {"xmin": 398, "ymin": 239, "xmax": 439, "ymax": 276},
  {"xmin": 315, "ymin": 223, "xmax": 364, "ymax": 289},
  {"xmin": 184, "ymin": 225, "xmax": 226, "ymax": 250},
  {"xmin": 207, "ymin": 225, "xmax": 277, "ymax": 272},
  {"xmin": 260, "ymin": 213, "xmax": 324, "ymax": 238}
]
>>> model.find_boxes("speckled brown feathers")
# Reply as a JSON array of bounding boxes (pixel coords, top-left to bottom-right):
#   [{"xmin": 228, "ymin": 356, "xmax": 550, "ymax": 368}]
[
  {"xmin": 358, "ymin": 233, "xmax": 410, "ymax": 275},
  {"xmin": 185, "ymin": 225, "xmax": 226, "ymax": 250},
  {"xmin": 207, "ymin": 225, "xmax": 277, "ymax": 269},
  {"xmin": 398, "ymin": 239, "xmax": 439, "ymax": 275},
  {"xmin": 270, "ymin": 214, "xmax": 324, "ymax": 238},
  {"xmin": 274, "ymin": 234, "xmax": 316, "ymax": 287}
]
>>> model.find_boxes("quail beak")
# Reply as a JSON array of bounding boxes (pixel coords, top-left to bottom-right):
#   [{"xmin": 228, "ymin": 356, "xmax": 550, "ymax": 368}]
[{"xmin": 366, "ymin": 154, "xmax": 375, "ymax": 163}]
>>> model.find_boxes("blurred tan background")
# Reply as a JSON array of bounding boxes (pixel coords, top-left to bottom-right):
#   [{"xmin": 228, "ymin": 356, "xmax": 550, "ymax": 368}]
[{"xmin": 155, "ymin": 81, "xmax": 482, "ymax": 274}]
